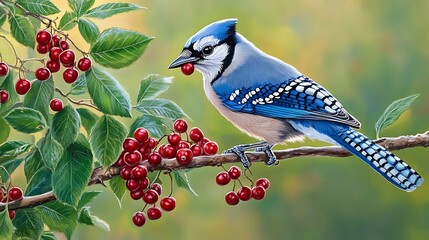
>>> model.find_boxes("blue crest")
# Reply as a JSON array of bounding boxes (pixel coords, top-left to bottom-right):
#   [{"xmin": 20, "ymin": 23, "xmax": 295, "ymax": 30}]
[{"xmin": 184, "ymin": 18, "xmax": 238, "ymax": 48}]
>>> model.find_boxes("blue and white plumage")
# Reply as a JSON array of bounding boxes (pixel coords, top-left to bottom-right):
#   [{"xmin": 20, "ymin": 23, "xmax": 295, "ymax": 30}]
[{"xmin": 169, "ymin": 19, "xmax": 423, "ymax": 191}]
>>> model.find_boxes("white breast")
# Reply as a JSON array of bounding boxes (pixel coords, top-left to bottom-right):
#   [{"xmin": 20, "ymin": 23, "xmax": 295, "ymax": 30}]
[{"xmin": 203, "ymin": 80, "xmax": 297, "ymax": 144}]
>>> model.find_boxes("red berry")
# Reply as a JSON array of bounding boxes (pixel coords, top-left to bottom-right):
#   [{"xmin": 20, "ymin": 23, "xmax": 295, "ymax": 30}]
[
  {"xmin": 123, "ymin": 138, "xmax": 139, "ymax": 152},
  {"xmin": 8, "ymin": 210, "xmax": 15, "ymax": 220},
  {"xmin": 181, "ymin": 63, "xmax": 194, "ymax": 76},
  {"xmin": 124, "ymin": 151, "xmax": 142, "ymax": 166},
  {"xmin": 256, "ymin": 178, "xmax": 270, "ymax": 190},
  {"xmin": 0, "ymin": 62, "xmax": 9, "ymax": 77},
  {"xmin": 161, "ymin": 144, "xmax": 176, "ymax": 159},
  {"xmin": 140, "ymin": 178, "xmax": 150, "ymax": 189},
  {"xmin": 190, "ymin": 144, "xmax": 203, "ymax": 156},
  {"xmin": 35, "ymin": 67, "xmax": 51, "ymax": 81},
  {"xmin": 60, "ymin": 40, "xmax": 69, "ymax": 51},
  {"xmin": 9, "ymin": 187, "xmax": 23, "ymax": 201},
  {"xmin": 15, "ymin": 79, "xmax": 31, "ymax": 95},
  {"xmin": 133, "ymin": 128, "xmax": 149, "ymax": 143},
  {"xmin": 142, "ymin": 189, "xmax": 159, "ymax": 204},
  {"xmin": 63, "ymin": 68, "xmax": 78, "ymax": 83},
  {"xmin": 173, "ymin": 119, "xmax": 188, "ymax": 133},
  {"xmin": 52, "ymin": 35, "xmax": 61, "ymax": 47},
  {"xmin": 145, "ymin": 138, "xmax": 158, "ymax": 149},
  {"xmin": 215, "ymin": 171, "xmax": 231, "ymax": 186},
  {"xmin": 177, "ymin": 141, "xmax": 190, "ymax": 149},
  {"xmin": 36, "ymin": 44, "xmax": 49, "ymax": 54},
  {"xmin": 59, "ymin": 50, "xmax": 75, "ymax": 67},
  {"xmin": 251, "ymin": 186, "xmax": 266, "ymax": 200},
  {"xmin": 120, "ymin": 166, "xmax": 133, "ymax": 180},
  {"xmin": 36, "ymin": 30, "xmax": 52, "ymax": 45},
  {"xmin": 126, "ymin": 179, "xmax": 141, "ymax": 192},
  {"xmin": 131, "ymin": 165, "xmax": 148, "ymax": 179},
  {"xmin": 228, "ymin": 166, "xmax": 241, "ymax": 180},
  {"xmin": 0, "ymin": 90, "xmax": 9, "ymax": 104},
  {"xmin": 130, "ymin": 189, "xmax": 144, "ymax": 200},
  {"xmin": 225, "ymin": 191, "xmax": 240, "ymax": 205},
  {"xmin": 46, "ymin": 59, "xmax": 61, "ymax": 72},
  {"xmin": 237, "ymin": 186, "xmax": 252, "ymax": 201},
  {"xmin": 168, "ymin": 133, "xmax": 181, "ymax": 146},
  {"xmin": 189, "ymin": 127, "xmax": 204, "ymax": 142},
  {"xmin": 49, "ymin": 47, "xmax": 62, "ymax": 60},
  {"xmin": 198, "ymin": 137, "xmax": 210, "ymax": 148},
  {"xmin": 148, "ymin": 152, "xmax": 162, "ymax": 166},
  {"xmin": 203, "ymin": 141, "xmax": 218, "ymax": 155},
  {"xmin": 132, "ymin": 212, "xmax": 146, "ymax": 227},
  {"xmin": 114, "ymin": 152, "xmax": 125, "ymax": 167},
  {"xmin": 150, "ymin": 183, "xmax": 162, "ymax": 195},
  {"xmin": 50, "ymin": 98, "xmax": 63, "ymax": 112},
  {"xmin": 158, "ymin": 144, "xmax": 166, "ymax": 156},
  {"xmin": 160, "ymin": 197, "xmax": 176, "ymax": 212},
  {"xmin": 176, "ymin": 148, "xmax": 193, "ymax": 165},
  {"xmin": 147, "ymin": 206, "xmax": 162, "ymax": 220},
  {"xmin": 77, "ymin": 57, "xmax": 92, "ymax": 71}
]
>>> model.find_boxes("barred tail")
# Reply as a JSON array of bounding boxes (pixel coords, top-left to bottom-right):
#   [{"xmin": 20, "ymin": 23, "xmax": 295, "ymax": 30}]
[{"xmin": 331, "ymin": 129, "xmax": 423, "ymax": 192}]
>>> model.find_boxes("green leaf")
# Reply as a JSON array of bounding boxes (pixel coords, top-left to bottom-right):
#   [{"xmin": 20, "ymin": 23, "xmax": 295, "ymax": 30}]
[
  {"xmin": 68, "ymin": 0, "xmax": 95, "ymax": 17},
  {"xmin": 137, "ymin": 75, "xmax": 173, "ymax": 103},
  {"xmin": 78, "ymin": 18, "xmax": 99, "ymax": 44},
  {"xmin": 36, "ymin": 201, "xmax": 78, "ymax": 238},
  {"xmin": 58, "ymin": 11, "xmax": 77, "ymax": 31},
  {"xmin": 9, "ymin": 14, "xmax": 35, "ymax": 48},
  {"xmin": 85, "ymin": 3, "xmax": 143, "ymax": 19},
  {"xmin": 0, "ymin": 140, "xmax": 32, "ymax": 164},
  {"xmin": 0, "ymin": 158, "xmax": 23, "ymax": 182},
  {"xmin": 52, "ymin": 139, "xmax": 93, "ymax": 206},
  {"xmin": 135, "ymin": 98, "xmax": 187, "ymax": 120},
  {"xmin": 90, "ymin": 28, "xmax": 153, "ymax": 68},
  {"xmin": 0, "ymin": 117, "xmax": 10, "ymax": 144},
  {"xmin": 129, "ymin": 115, "xmax": 165, "ymax": 138},
  {"xmin": 69, "ymin": 74, "xmax": 87, "ymax": 96},
  {"xmin": 375, "ymin": 94, "xmax": 419, "ymax": 138},
  {"xmin": 24, "ymin": 148, "xmax": 45, "ymax": 181},
  {"xmin": 77, "ymin": 191, "xmax": 101, "ymax": 210},
  {"xmin": 37, "ymin": 130, "xmax": 63, "ymax": 169},
  {"xmin": 85, "ymin": 67, "xmax": 131, "ymax": 117},
  {"xmin": 16, "ymin": 0, "xmax": 60, "ymax": 15},
  {"xmin": 90, "ymin": 115, "xmax": 127, "ymax": 168},
  {"xmin": 41, "ymin": 231, "xmax": 58, "ymax": 240},
  {"xmin": 173, "ymin": 170, "xmax": 198, "ymax": 196},
  {"xmin": 25, "ymin": 167, "xmax": 52, "ymax": 196},
  {"xmin": 109, "ymin": 176, "xmax": 126, "ymax": 207},
  {"xmin": 23, "ymin": 77, "xmax": 54, "ymax": 121},
  {"xmin": 12, "ymin": 208, "xmax": 44, "ymax": 240},
  {"xmin": 77, "ymin": 108, "xmax": 99, "ymax": 134},
  {"xmin": 4, "ymin": 107, "xmax": 46, "ymax": 134},
  {"xmin": 52, "ymin": 105, "xmax": 81, "ymax": 147},
  {"xmin": 0, "ymin": 72, "xmax": 19, "ymax": 115},
  {"xmin": 0, "ymin": 209, "xmax": 14, "ymax": 240},
  {"xmin": 78, "ymin": 206, "xmax": 110, "ymax": 231},
  {"xmin": 0, "ymin": 8, "xmax": 7, "ymax": 27}
]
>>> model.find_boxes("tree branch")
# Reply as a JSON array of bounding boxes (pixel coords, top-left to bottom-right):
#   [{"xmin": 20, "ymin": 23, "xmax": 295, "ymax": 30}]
[{"xmin": 2, "ymin": 131, "xmax": 428, "ymax": 211}]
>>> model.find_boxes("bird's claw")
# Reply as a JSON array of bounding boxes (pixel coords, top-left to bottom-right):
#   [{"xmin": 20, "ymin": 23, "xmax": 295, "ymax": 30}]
[{"xmin": 224, "ymin": 145, "xmax": 252, "ymax": 168}]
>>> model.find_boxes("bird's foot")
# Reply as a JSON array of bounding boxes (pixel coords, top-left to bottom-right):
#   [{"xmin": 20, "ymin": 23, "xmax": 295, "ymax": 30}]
[
  {"xmin": 223, "ymin": 145, "xmax": 251, "ymax": 168},
  {"xmin": 255, "ymin": 144, "xmax": 278, "ymax": 166}
]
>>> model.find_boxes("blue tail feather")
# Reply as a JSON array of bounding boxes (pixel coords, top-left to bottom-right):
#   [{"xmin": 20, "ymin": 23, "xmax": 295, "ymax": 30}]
[{"xmin": 330, "ymin": 129, "xmax": 423, "ymax": 192}]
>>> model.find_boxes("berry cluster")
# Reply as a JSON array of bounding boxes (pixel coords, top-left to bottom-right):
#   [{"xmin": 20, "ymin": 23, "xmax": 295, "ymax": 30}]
[
  {"xmin": 114, "ymin": 119, "xmax": 218, "ymax": 227},
  {"xmin": 216, "ymin": 166, "xmax": 270, "ymax": 205},
  {"xmin": 0, "ymin": 62, "xmax": 10, "ymax": 104},
  {"xmin": 0, "ymin": 186, "xmax": 24, "ymax": 220}
]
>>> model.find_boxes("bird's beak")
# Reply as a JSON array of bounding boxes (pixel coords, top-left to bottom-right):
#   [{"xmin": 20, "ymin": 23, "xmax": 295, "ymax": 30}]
[{"xmin": 168, "ymin": 50, "xmax": 199, "ymax": 69}]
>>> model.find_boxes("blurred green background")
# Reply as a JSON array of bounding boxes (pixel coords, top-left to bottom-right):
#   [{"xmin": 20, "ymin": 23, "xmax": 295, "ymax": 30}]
[{"xmin": 3, "ymin": 0, "xmax": 429, "ymax": 239}]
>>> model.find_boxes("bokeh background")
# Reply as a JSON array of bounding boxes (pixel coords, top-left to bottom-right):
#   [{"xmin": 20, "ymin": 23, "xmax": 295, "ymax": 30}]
[{"xmin": 2, "ymin": 0, "xmax": 429, "ymax": 239}]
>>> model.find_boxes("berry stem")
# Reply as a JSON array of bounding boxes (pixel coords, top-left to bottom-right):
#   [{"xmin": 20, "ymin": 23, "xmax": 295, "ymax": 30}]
[
  {"xmin": 167, "ymin": 171, "xmax": 174, "ymax": 197},
  {"xmin": 244, "ymin": 168, "xmax": 255, "ymax": 187},
  {"xmin": 0, "ymin": 34, "xmax": 20, "ymax": 66},
  {"xmin": 55, "ymin": 87, "xmax": 100, "ymax": 111},
  {"xmin": 150, "ymin": 170, "xmax": 162, "ymax": 188}
]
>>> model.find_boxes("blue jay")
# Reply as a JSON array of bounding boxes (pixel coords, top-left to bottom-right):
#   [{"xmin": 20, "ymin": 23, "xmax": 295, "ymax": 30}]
[{"xmin": 168, "ymin": 19, "xmax": 423, "ymax": 192}]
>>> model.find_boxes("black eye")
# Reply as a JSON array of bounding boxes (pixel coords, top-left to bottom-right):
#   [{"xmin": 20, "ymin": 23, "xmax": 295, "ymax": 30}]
[{"xmin": 202, "ymin": 46, "xmax": 213, "ymax": 56}]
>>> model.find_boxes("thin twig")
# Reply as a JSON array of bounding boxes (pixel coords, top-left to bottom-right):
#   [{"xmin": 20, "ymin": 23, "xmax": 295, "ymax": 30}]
[
  {"xmin": 55, "ymin": 87, "xmax": 100, "ymax": 111},
  {"xmin": 1, "ymin": 131, "xmax": 428, "ymax": 211}
]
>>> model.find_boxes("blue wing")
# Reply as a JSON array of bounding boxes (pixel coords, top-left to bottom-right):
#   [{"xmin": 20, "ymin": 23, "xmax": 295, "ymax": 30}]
[{"xmin": 217, "ymin": 75, "xmax": 361, "ymax": 128}]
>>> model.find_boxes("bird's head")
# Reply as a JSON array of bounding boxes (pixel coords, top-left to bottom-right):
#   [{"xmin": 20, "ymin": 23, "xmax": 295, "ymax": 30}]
[{"xmin": 169, "ymin": 18, "xmax": 238, "ymax": 82}]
